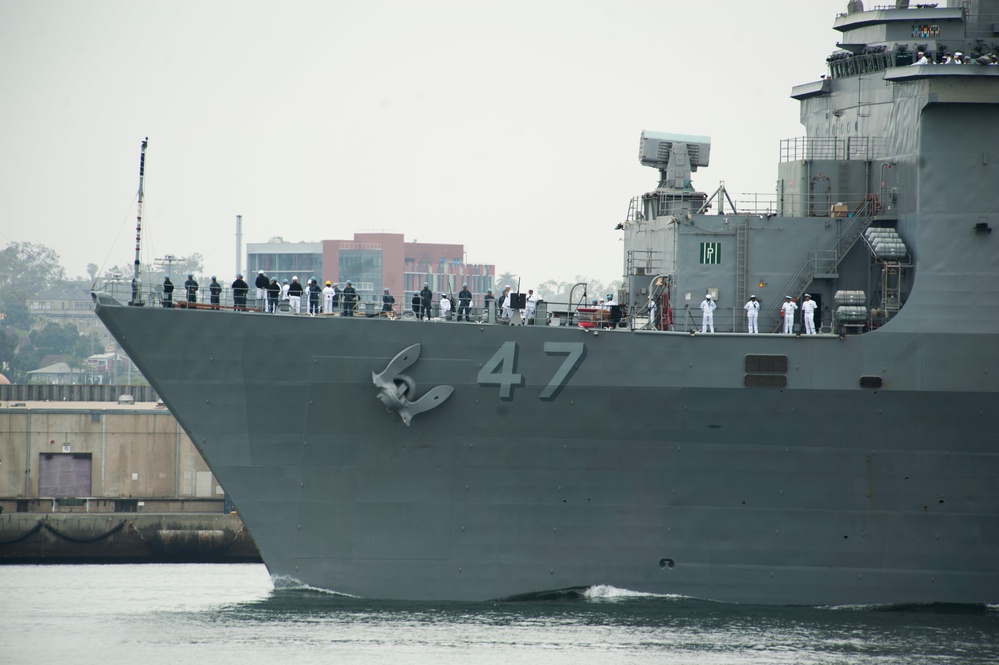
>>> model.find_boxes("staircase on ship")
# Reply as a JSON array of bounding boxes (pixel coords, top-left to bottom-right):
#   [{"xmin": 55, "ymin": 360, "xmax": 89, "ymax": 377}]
[{"xmin": 765, "ymin": 190, "xmax": 914, "ymax": 333}]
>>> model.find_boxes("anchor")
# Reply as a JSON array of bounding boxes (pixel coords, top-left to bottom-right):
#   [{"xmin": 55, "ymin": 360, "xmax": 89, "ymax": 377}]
[{"xmin": 372, "ymin": 343, "xmax": 453, "ymax": 426}]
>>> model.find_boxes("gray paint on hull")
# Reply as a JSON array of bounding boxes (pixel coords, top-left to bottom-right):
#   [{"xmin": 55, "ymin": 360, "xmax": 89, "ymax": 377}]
[{"xmin": 95, "ymin": 301, "xmax": 999, "ymax": 603}]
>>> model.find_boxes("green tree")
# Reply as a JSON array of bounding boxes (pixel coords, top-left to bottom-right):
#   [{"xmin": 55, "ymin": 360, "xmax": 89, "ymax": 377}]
[
  {"xmin": 0, "ymin": 328, "xmax": 17, "ymax": 378},
  {"xmin": 11, "ymin": 345, "xmax": 42, "ymax": 382},
  {"xmin": 102, "ymin": 265, "xmax": 131, "ymax": 280},
  {"xmin": 0, "ymin": 242, "xmax": 67, "ymax": 309},
  {"xmin": 70, "ymin": 332, "xmax": 102, "ymax": 366},
  {"xmin": 28, "ymin": 322, "xmax": 80, "ymax": 356},
  {"xmin": 152, "ymin": 253, "xmax": 204, "ymax": 281},
  {"xmin": 0, "ymin": 301, "xmax": 31, "ymax": 329},
  {"xmin": 496, "ymin": 272, "xmax": 518, "ymax": 290}
]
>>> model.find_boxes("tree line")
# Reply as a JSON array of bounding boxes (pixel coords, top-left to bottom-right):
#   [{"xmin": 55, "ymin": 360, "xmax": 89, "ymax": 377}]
[{"xmin": 0, "ymin": 241, "xmax": 203, "ymax": 383}]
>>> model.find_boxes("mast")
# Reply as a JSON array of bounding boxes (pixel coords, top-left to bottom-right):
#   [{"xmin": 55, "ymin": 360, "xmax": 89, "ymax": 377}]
[
  {"xmin": 129, "ymin": 137, "xmax": 149, "ymax": 306},
  {"xmin": 235, "ymin": 214, "xmax": 242, "ymax": 277}
]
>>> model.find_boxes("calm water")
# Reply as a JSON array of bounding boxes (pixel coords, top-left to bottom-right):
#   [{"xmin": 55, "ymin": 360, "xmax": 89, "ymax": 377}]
[{"xmin": 1, "ymin": 564, "xmax": 997, "ymax": 664}]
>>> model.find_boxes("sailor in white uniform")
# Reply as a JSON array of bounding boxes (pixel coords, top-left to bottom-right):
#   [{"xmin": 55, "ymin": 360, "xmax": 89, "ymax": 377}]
[
  {"xmin": 524, "ymin": 289, "xmax": 539, "ymax": 323},
  {"xmin": 500, "ymin": 286, "xmax": 513, "ymax": 320},
  {"xmin": 699, "ymin": 294, "xmax": 716, "ymax": 333},
  {"xmin": 781, "ymin": 295, "xmax": 797, "ymax": 334},
  {"xmin": 322, "ymin": 281, "xmax": 336, "ymax": 314},
  {"xmin": 801, "ymin": 293, "xmax": 818, "ymax": 334},
  {"xmin": 744, "ymin": 295, "xmax": 760, "ymax": 333}
]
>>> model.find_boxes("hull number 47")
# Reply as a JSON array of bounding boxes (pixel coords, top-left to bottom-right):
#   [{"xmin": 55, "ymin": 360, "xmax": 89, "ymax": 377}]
[{"xmin": 477, "ymin": 341, "xmax": 586, "ymax": 401}]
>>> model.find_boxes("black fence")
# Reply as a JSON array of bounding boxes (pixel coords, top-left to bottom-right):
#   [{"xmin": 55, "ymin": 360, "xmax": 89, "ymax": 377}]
[{"xmin": 0, "ymin": 384, "xmax": 159, "ymax": 403}]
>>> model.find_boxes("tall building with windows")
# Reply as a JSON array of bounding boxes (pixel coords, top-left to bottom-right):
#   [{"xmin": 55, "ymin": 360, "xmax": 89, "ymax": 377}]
[
  {"xmin": 246, "ymin": 233, "xmax": 494, "ymax": 307},
  {"xmin": 245, "ymin": 238, "xmax": 322, "ymax": 287}
]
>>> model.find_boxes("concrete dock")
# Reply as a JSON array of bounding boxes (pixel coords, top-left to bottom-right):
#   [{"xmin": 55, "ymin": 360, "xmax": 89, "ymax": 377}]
[{"xmin": 1, "ymin": 399, "xmax": 261, "ymax": 563}]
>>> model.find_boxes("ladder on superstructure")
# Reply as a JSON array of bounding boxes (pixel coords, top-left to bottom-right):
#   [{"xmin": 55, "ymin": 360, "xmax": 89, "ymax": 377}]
[
  {"xmin": 627, "ymin": 248, "xmax": 663, "ymax": 277},
  {"xmin": 881, "ymin": 262, "xmax": 902, "ymax": 318},
  {"xmin": 735, "ymin": 220, "xmax": 749, "ymax": 331},
  {"xmin": 859, "ymin": 226, "xmax": 910, "ymax": 325},
  {"xmin": 766, "ymin": 198, "xmax": 877, "ymax": 332}
]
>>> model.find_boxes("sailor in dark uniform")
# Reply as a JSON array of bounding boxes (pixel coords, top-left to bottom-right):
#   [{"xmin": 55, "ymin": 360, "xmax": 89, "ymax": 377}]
[
  {"xmin": 162, "ymin": 276, "xmax": 174, "ymax": 308},
  {"xmin": 208, "ymin": 276, "xmax": 222, "ymax": 309},
  {"xmin": 482, "ymin": 289, "xmax": 495, "ymax": 322},
  {"xmin": 184, "ymin": 274, "xmax": 198, "ymax": 304},
  {"xmin": 457, "ymin": 283, "xmax": 472, "ymax": 322},
  {"xmin": 419, "ymin": 282, "xmax": 433, "ymax": 320},
  {"xmin": 231, "ymin": 274, "xmax": 249, "ymax": 311},
  {"xmin": 287, "ymin": 276, "xmax": 303, "ymax": 314},
  {"xmin": 308, "ymin": 278, "xmax": 322, "ymax": 315},
  {"xmin": 254, "ymin": 270, "xmax": 269, "ymax": 311},
  {"xmin": 341, "ymin": 281, "xmax": 357, "ymax": 316},
  {"xmin": 266, "ymin": 278, "xmax": 281, "ymax": 313},
  {"xmin": 382, "ymin": 288, "xmax": 395, "ymax": 315}
]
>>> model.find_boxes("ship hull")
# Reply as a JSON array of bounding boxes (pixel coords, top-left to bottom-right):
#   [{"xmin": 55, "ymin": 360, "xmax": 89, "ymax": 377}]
[{"xmin": 95, "ymin": 299, "xmax": 999, "ymax": 604}]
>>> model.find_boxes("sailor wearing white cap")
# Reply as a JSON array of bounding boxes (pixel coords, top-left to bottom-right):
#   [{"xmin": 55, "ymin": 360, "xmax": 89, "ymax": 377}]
[
  {"xmin": 439, "ymin": 292, "xmax": 452, "ymax": 320},
  {"xmin": 254, "ymin": 269, "xmax": 269, "ymax": 311},
  {"xmin": 781, "ymin": 295, "xmax": 797, "ymax": 334},
  {"xmin": 500, "ymin": 285, "xmax": 513, "ymax": 320},
  {"xmin": 699, "ymin": 293, "xmax": 716, "ymax": 333},
  {"xmin": 525, "ymin": 289, "xmax": 539, "ymax": 323},
  {"xmin": 744, "ymin": 295, "xmax": 760, "ymax": 333},
  {"xmin": 801, "ymin": 293, "xmax": 818, "ymax": 334},
  {"xmin": 288, "ymin": 275, "xmax": 303, "ymax": 314}
]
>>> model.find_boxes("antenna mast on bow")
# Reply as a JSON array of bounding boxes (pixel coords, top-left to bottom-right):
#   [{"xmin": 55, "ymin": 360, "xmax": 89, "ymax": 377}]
[{"xmin": 129, "ymin": 137, "xmax": 149, "ymax": 306}]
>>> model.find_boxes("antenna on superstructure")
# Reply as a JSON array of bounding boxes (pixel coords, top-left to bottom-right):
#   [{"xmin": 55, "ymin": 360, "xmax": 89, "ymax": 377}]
[
  {"xmin": 637, "ymin": 130, "xmax": 711, "ymax": 219},
  {"xmin": 129, "ymin": 137, "xmax": 149, "ymax": 306}
]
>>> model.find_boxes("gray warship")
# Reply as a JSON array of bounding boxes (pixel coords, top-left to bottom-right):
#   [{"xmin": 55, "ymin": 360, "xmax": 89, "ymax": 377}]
[{"xmin": 95, "ymin": 0, "xmax": 998, "ymax": 604}]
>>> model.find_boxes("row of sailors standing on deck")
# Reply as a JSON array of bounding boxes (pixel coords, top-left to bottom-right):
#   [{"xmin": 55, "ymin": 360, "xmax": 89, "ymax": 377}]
[
  {"xmin": 408, "ymin": 284, "xmax": 539, "ymax": 322},
  {"xmin": 698, "ymin": 293, "xmax": 818, "ymax": 334},
  {"xmin": 161, "ymin": 274, "xmax": 205, "ymax": 308},
  {"xmin": 197, "ymin": 270, "xmax": 366, "ymax": 314},
  {"xmin": 412, "ymin": 282, "xmax": 479, "ymax": 321},
  {"xmin": 781, "ymin": 294, "xmax": 818, "ymax": 335},
  {"xmin": 912, "ymin": 51, "xmax": 999, "ymax": 66}
]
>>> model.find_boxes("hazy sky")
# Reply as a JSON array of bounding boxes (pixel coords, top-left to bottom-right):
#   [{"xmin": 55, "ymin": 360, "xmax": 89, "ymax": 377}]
[{"xmin": 1, "ymin": 0, "xmax": 847, "ymax": 288}]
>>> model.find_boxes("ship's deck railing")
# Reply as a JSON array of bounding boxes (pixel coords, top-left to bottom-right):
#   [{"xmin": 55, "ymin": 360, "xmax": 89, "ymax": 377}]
[
  {"xmin": 93, "ymin": 282, "xmax": 539, "ymax": 321},
  {"xmin": 639, "ymin": 190, "xmax": 896, "ymax": 218},
  {"xmin": 94, "ymin": 283, "xmax": 874, "ymax": 335},
  {"xmin": 780, "ymin": 136, "xmax": 888, "ymax": 162},
  {"xmin": 94, "ymin": 283, "xmax": 621, "ymax": 327},
  {"xmin": 827, "ymin": 48, "xmax": 901, "ymax": 78},
  {"xmin": 631, "ymin": 191, "xmax": 782, "ymax": 218},
  {"xmin": 642, "ymin": 302, "xmax": 843, "ymax": 335}
]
